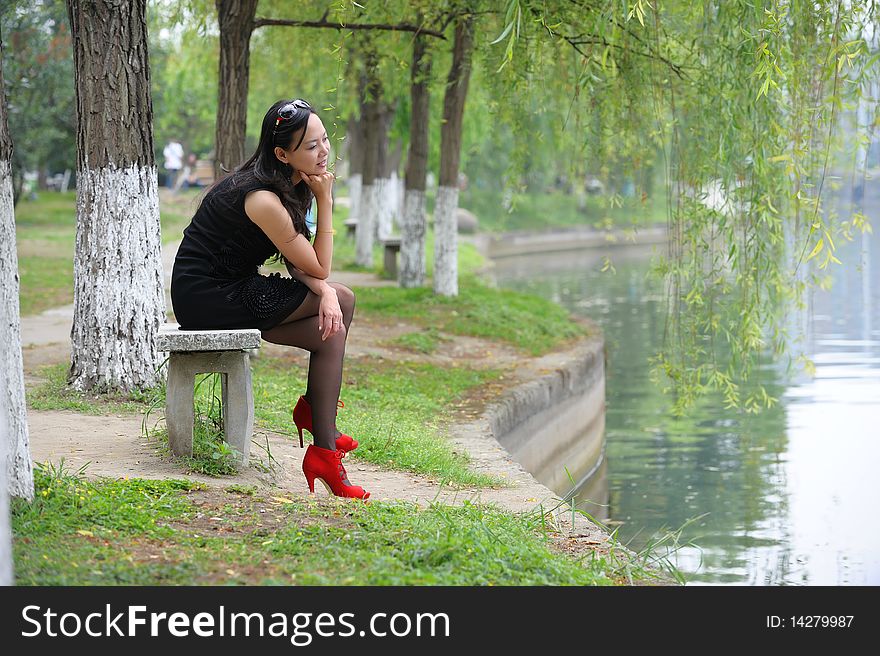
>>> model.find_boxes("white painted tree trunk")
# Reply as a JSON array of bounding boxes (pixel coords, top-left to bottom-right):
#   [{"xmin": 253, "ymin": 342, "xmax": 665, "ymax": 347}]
[
  {"xmin": 356, "ymin": 183, "xmax": 376, "ymax": 267},
  {"xmin": 347, "ymin": 172, "xmax": 362, "ymax": 222},
  {"xmin": 69, "ymin": 165, "xmax": 165, "ymax": 392},
  {"xmin": 433, "ymin": 185, "xmax": 459, "ymax": 296},
  {"xmin": 0, "ymin": 380, "xmax": 12, "ymax": 585},
  {"xmin": 388, "ymin": 171, "xmax": 404, "ymax": 234},
  {"xmin": 375, "ymin": 176, "xmax": 393, "ymax": 241},
  {"xmin": 0, "ymin": 160, "xmax": 33, "ymax": 501},
  {"xmin": 400, "ymin": 189, "xmax": 427, "ymax": 287}
]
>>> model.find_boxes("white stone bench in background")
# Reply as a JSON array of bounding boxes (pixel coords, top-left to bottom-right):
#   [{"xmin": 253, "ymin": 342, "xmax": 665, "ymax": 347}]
[
  {"xmin": 343, "ymin": 217, "xmax": 358, "ymax": 239},
  {"xmin": 157, "ymin": 323, "xmax": 261, "ymax": 467}
]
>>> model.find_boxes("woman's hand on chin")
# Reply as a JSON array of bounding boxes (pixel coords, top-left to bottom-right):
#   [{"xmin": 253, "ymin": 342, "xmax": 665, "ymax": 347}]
[{"xmin": 299, "ymin": 170, "xmax": 334, "ymax": 200}]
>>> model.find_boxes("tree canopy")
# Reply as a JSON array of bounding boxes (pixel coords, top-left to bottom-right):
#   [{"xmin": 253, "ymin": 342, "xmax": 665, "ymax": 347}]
[{"xmin": 4, "ymin": 0, "xmax": 876, "ymax": 412}]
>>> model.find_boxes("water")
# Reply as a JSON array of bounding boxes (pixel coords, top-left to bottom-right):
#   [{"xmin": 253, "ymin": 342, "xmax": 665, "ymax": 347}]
[{"xmin": 489, "ymin": 220, "xmax": 880, "ymax": 585}]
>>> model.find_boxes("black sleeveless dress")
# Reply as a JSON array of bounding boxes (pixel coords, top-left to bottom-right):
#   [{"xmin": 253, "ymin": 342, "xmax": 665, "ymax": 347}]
[{"xmin": 170, "ymin": 174, "xmax": 309, "ymax": 331}]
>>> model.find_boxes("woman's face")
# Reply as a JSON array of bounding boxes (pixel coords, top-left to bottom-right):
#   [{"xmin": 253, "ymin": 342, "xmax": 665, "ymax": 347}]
[{"xmin": 275, "ymin": 112, "xmax": 330, "ymax": 179}]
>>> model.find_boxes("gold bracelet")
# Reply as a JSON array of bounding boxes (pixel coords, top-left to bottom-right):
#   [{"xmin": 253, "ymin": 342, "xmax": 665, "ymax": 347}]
[{"xmin": 317, "ymin": 229, "xmax": 336, "ymax": 235}]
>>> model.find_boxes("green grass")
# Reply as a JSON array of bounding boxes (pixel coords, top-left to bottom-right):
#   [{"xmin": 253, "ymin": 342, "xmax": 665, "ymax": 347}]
[
  {"xmin": 388, "ymin": 327, "xmax": 448, "ymax": 354},
  {"xmin": 14, "ymin": 187, "xmax": 488, "ymax": 317},
  {"xmin": 354, "ymin": 278, "xmax": 589, "ymax": 356},
  {"xmin": 20, "ymin": 188, "xmax": 589, "ymax": 485},
  {"xmin": 17, "ymin": 255, "xmax": 75, "ymax": 316},
  {"xmin": 285, "ymin": 201, "xmax": 487, "ymax": 280},
  {"xmin": 27, "ymin": 361, "xmax": 162, "ymax": 415},
  {"xmin": 252, "ymin": 355, "xmax": 503, "ymax": 487},
  {"xmin": 27, "ymin": 270, "xmax": 588, "ymax": 484},
  {"xmin": 11, "ymin": 463, "xmax": 651, "ymax": 585}
]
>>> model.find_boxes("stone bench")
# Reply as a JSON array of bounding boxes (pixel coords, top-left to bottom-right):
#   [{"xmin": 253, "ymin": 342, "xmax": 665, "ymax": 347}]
[
  {"xmin": 341, "ymin": 218, "xmax": 401, "ymax": 278},
  {"xmin": 157, "ymin": 323, "xmax": 261, "ymax": 467},
  {"xmin": 382, "ymin": 237, "xmax": 401, "ymax": 278}
]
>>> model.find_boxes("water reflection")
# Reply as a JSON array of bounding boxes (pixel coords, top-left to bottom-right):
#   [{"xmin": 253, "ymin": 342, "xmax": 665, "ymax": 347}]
[{"xmin": 490, "ymin": 225, "xmax": 880, "ymax": 585}]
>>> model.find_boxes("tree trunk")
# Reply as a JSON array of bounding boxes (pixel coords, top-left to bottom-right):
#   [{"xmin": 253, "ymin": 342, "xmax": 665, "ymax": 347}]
[
  {"xmin": 401, "ymin": 31, "xmax": 431, "ymax": 288},
  {"xmin": 67, "ymin": 0, "xmax": 165, "ymax": 393},
  {"xmin": 345, "ymin": 115, "xmax": 364, "ymax": 223},
  {"xmin": 0, "ymin": 386, "xmax": 12, "ymax": 584},
  {"xmin": 356, "ymin": 45, "xmax": 382, "ymax": 268},
  {"xmin": 374, "ymin": 102, "xmax": 396, "ymax": 242},
  {"xmin": 434, "ymin": 17, "xmax": 474, "ymax": 297},
  {"xmin": 215, "ymin": 0, "xmax": 257, "ymax": 177},
  {"xmin": 387, "ymin": 137, "xmax": 404, "ymax": 234},
  {"xmin": 0, "ymin": 41, "xmax": 33, "ymax": 502}
]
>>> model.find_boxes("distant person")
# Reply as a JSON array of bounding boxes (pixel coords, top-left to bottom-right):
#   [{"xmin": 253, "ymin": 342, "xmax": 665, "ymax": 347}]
[
  {"xmin": 170, "ymin": 98, "xmax": 368, "ymax": 499},
  {"xmin": 181, "ymin": 153, "xmax": 205, "ymax": 189},
  {"xmin": 163, "ymin": 139, "xmax": 184, "ymax": 189}
]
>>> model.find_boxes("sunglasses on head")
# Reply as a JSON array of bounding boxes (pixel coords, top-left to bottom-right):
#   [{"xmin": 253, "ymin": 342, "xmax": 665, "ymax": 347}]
[{"xmin": 273, "ymin": 99, "xmax": 311, "ymax": 135}]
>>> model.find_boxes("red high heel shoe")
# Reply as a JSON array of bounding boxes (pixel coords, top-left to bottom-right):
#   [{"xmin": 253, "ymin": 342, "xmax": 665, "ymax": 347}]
[
  {"xmin": 292, "ymin": 395, "xmax": 358, "ymax": 451},
  {"xmin": 302, "ymin": 445, "xmax": 370, "ymax": 499}
]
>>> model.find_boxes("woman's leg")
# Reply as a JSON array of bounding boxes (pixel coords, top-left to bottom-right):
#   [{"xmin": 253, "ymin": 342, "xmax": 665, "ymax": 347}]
[
  {"xmin": 260, "ymin": 284, "xmax": 356, "ymax": 450},
  {"xmin": 331, "ymin": 283, "xmax": 356, "ymax": 332},
  {"xmin": 262, "ymin": 314, "xmax": 347, "ymax": 450},
  {"xmin": 301, "ymin": 282, "xmax": 356, "ymax": 404}
]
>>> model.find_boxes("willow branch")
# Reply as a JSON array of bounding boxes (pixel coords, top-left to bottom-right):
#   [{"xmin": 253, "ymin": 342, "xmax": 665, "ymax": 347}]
[
  {"xmin": 253, "ymin": 18, "xmax": 446, "ymax": 40},
  {"xmin": 565, "ymin": 35, "xmax": 688, "ymax": 79},
  {"xmin": 529, "ymin": 1, "xmax": 689, "ymax": 79}
]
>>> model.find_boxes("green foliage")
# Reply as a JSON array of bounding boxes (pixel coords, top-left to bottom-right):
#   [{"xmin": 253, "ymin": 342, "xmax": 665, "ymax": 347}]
[
  {"xmin": 9, "ymin": 0, "xmax": 869, "ymax": 417},
  {"xmin": 148, "ymin": 1, "xmax": 220, "ymax": 158},
  {"xmin": 459, "ymin": 185, "xmax": 667, "ymax": 232},
  {"xmin": 481, "ymin": 0, "xmax": 878, "ymax": 413},
  {"xmin": 1, "ymin": 0, "xmax": 76, "ymax": 195}
]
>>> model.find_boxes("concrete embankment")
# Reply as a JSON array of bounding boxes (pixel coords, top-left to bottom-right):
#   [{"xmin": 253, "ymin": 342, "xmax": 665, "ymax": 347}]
[
  {"xmin": 456, "ymin": 227, "xmax": 619, "ymax": 532},
  {"xmin": 487, "ymin": 332, "xmax": 605, "ymax": 497},
  {"xmin": 481, "ymin": 225, "xmax": 666, "ymax": 258}
]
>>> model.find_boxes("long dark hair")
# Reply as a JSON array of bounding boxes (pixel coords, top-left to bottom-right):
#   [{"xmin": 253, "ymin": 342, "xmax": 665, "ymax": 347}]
[{"xmin": 211, "ymin": 98, "xmax": 316, "ymax": 243}]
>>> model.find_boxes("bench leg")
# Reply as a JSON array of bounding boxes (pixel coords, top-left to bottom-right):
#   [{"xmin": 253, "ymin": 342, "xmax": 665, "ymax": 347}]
[
  {"xmin": 165, "ymin": 350, "xmax": 254, "ymax": 467},
  {"xmin": 384, "ymin": 247, "xmax": 399, "ymax": 278},
  {"xmin": 219, "ymin": 351, "xmax": 254, "ymax": 467},
  {"xmin": 166, "ymin": 353, "xmax": 195, "ymax": 458}
]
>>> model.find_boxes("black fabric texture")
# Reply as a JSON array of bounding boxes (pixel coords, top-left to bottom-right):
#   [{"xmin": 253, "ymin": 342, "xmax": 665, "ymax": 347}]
[{"xmin": 170, "ymin": 174, "xmax": 309, "ymax": 331}]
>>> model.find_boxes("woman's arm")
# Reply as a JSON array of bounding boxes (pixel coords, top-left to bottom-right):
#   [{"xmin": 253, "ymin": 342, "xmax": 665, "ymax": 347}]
[
  {"xmin": 244, "ymin": 173, "xmax": 335, "ymax": 278},
  {"xmin": 285, "ymin": 260, "xmax": 343, "ymax": 341},
  {"xmin": 285, "ymin": 259, "xmax": 331, "ymax": 296}
]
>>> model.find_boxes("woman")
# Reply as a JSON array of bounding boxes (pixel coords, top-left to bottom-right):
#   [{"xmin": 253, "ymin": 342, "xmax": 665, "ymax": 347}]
[{"xmin": 171, "ymin": 98, "xmax": 368, "ymax": 499}]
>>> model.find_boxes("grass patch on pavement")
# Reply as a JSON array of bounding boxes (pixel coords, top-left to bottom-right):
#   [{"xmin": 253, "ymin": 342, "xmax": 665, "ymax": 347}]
[{"xmin": 387, "ymin": 327, "xmax": 449, "ymax": 354}]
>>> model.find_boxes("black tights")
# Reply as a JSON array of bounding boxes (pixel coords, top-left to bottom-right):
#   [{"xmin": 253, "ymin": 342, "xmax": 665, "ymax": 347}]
[{"xmin": 261, "ymin": 283, "xmax": 355, "ymax": 450}]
